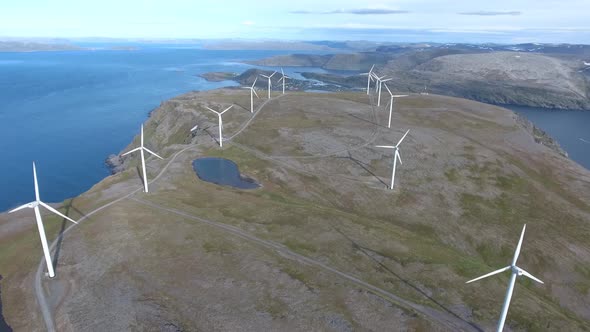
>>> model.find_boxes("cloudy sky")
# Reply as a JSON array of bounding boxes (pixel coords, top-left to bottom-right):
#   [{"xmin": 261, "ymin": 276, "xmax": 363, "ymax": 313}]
[{"xmin": 1, "ymin": 0, "xmax": 589, "ymax": 43}]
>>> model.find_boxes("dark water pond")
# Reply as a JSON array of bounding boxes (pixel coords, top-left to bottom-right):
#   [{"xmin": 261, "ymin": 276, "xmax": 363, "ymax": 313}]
[{"xmin": 192, "ymin": 158, "xmax": 259, "ymax": 189}]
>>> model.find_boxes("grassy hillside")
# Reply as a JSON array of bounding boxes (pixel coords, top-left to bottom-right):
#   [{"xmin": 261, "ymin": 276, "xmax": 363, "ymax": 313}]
[{"xmin": 1, "ymin": 90, "xmax": 589, "ymax": 331}]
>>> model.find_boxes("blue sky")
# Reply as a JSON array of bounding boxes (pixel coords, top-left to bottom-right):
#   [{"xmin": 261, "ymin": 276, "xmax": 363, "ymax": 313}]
[{"xmin": 1, "ymin": 0, "xmax": 589, "ymax": 43}]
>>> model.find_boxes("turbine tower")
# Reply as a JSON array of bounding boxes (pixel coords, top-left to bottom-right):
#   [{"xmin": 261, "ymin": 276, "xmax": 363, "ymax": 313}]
[
  {"xmin": 375, "ymin": 74, "xmax": 392, "ymax": 107},
  {"xmin": 122, "ymin": 124, "xmax": 164, "ymax": 193},
  {"xmin": 376, "ymin": 129, "xmax": 410, "ymax": 189},
  {"xmin": 383, "ymin": 83, "xmax": 408, "ymax": 129},
  {"xmin": 206, "ymin": 105, "xmax": 233, "ymax": 148},
  {"xmin": 360, "ymin": 64, "xmax": 375, "ymax": 95},
  {"xmin": 9, "ymin": 162, "xmax": 79, "ymax": 278},
  {"xmin": 243, "ymin": 77, "xmax": 259, "ymax": 113},
  {"xmin": 260, "ymin": 71, "xmax": 276, "ymax": 99},
  {"xmin": 466, "ymin": 224, "xmax": 544, "ymax": 332},
  {"xmin": 278, "ymin": 68, "xmax": 290, "ymax": 95}
]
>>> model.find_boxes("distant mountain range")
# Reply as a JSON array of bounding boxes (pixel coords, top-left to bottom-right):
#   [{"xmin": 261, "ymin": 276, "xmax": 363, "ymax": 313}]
[
  {"xmin": 244, "ymin": 43, "xmax": 590, "ymax": 110},
  {"xmin": 0, "ymin": 41, "xmax": 83, "ymax": 52}
]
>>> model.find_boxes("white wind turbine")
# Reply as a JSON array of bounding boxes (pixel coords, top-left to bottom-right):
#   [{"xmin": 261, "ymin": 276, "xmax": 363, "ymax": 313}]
[
  {"xmin": 9, "ymin": 162, "xmax": 79, "ymax": 278},
  {"xmin": 278, "ymin": 68, "xmax": 290, "ymax": 95},
  {"xmin": 360, "ymin": 64, "xmax": 375, "ymax": 95},
  {"xmin": 206, "ymin": 105, "xmax": 233, "ymax": 147},
  {"xmin": 383, "ymin": 83, "xmax": 408, "ymax": 129},
  {"xmin": 376, "ymin": 129, "xmax": 410, "ymax": 190},
  {"xmin": 466, "ymin": 224, "xmax": 543, "ymax": 332},
  {"xmin": 122, "ymin": 124, "xmax": 163, "ymax": 193},
  {"xmin": 376, "ymin": 75, "xmax": 392, "ymax": 107},
  {"xmin": 243, "ymin": 77, "xmax": 259, "ymax": 113},
  {"xmin": 260, "ymin": 71, "xmax": 277, "ymax": 99}
]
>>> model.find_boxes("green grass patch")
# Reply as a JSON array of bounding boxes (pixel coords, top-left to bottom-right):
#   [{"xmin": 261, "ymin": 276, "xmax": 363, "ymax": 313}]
[
  {"xmin": 444, "ymin": 168, "xmax": 460, "ymax": 183},
  {"xmin": 283, "ymin": 239, "xmax": 318, "ymax": 253}
]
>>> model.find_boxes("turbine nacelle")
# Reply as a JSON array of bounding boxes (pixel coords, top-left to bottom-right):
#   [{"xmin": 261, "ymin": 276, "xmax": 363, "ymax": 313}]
[
  {"xmin": 465, "ymin": 224, "xmax": 544, "ymax": 332},
  {"xmin": 9, "ymin": 162, "xmax": 79, "ymax": 278}
]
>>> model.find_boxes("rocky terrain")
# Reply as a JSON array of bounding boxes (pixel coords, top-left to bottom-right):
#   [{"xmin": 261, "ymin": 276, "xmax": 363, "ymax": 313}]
[
  {"xmin": 198, "ymin": 72, "xmax": 239, "ymax": 82},
  {"xmin": 1, "ymin": 89, "xmax": 590, "ymax": 331},
  {"xmin": 198, "ymin": 68, "xmax": 349, "ymax": 93},
  {"xmin": 245, "ymin": 46, "xmax": 590, "ymax": 110}
]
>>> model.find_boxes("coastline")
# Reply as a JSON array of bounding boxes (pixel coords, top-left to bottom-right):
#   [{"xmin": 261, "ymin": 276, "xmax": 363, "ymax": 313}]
[{"xmin": 2, "ymin": 88, "xmax": 590, "ymax": 331}]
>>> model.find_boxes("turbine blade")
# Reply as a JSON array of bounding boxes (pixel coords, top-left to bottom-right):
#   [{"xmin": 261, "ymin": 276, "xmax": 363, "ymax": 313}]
[
  {"xmin": 260, "ymin": 74, "xmax": 270, "ymax": 78},
  {"xmin": 252, "ymin": 77, "xmax": 258, "ymax": 87},
  {"xmin": 32, "ymin": 162, "xmax": 40, "ymax": 202},
  {"xmin": 40, "ymin": 202, "xmax": 78, "ymax": 224},
  {"xmin": 205, "ymin": 106, "xmax": 219, "ymax": 114},
  {"xmin": 281, "ymin": 68, "xmax": 284, "ymax": 75},
  {"xmin": 190, "ymin": 124, "xmax": 199, "ymax": 132},
  {"xmin": 253, "ymin": 89, "xmax": 259, "ymax": 98},
  {"xmin": 466, "ymin": 266, "xmax": 511, "ymax": 283},
  {"xmin": 518, "ymin": 268, "xmax": 544, "ymax": 284},
  {"xmin": 512, "ymin": 224, "xmax": 526, "ymax": 266},
  {"xmin": 375, "ymin": 145, "xmax": 395, "ymax": 149},
  {"xmin": 393, "ymin": 94, "xmax": 408, "ymax": 98},
  {"xmin": 369, "ymin": 64, "xmax": 375, "ymax": 73},
  {"xmin": 396, "ymin": 150, "xmax": 402, "ymax": 165},
  {"xmin": 121, "ymin": 147, "xmax": 141, "ymax": 156},
  {"xmin": 141, "ymin": 124, "xmax": 144, "ymax": 148},
  {"xmin": 143, "ymin": 147, "xmax": 164, "ymax": 160},
  {"xmin": 396, "ymin": 129, "xmax": 410, "ymax": 147},
  {"xmin": 384, "ymin": 83, "xmax": 392, "ymax": 95},
  {"xmin": 270, "ymin": 71, "xmax": 277, "ymax": 77},
  {"xmin": 221, "ymin": 105, "xmax": 233, "ymax": 114},
  {"xmin": 9, "ymin": 203, "xmax": 32, "ymax": 213},
  {"xmin": 382, "ymin": 78, "xmax": 392, "ymax": 82}
]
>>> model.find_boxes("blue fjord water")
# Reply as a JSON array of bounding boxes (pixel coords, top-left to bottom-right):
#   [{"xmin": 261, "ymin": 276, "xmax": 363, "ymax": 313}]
[
  {"xmin": 506, "ymin": 106, "xmax": 590, "ymax": 170},
  {"xmin": 0, "ymin": 47, "xmax": 327, "ymax": 211},
  {"xmin": 0, "ymin": 47, "xmax": 588, "ymax": 211},
  {"xmin": 192, "ymin": 158, "xmax": 259, "ymax": 189}
]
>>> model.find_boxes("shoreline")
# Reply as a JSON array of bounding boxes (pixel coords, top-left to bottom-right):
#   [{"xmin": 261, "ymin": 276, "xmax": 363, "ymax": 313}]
[{"xmin": 0, "ymin": 88, "xmax": 584, "ymax": 215}]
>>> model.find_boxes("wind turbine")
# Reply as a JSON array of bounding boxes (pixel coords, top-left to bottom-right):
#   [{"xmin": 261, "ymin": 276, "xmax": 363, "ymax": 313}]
[
  {"xmin": 278, "ymin": 68, "xmax": 290, "ymax": 95},
  {"xmin": 375, "ymin": 129, "xmax": 410, "ymax": 190},
  {"xmin": 383, "ymin": 83, "xmax": 408, "ymax": 129},
  {"xmin": 243, "ymin": 77, "xmax": 259, "ymax": 113},
  {"xmin": 260, "ymin": 71, "xmax": 276, "ymax": 99},
  {"xmin": 121, "ymin": 124, "xmax": 163, "ymax": 193},
  {"xmin": 9, "ymin": 162, "xmax": 79, "ymax": 278},
  {"xmin": 360, "ymin": 64, "xmax": 375, "ymax": 95},
  {"xmin": 206, "ymin": 105, "xmax": 233, "ymax": 147},
  {"xmin": 376, "ymin": 75, "xmax": 392, "ymax": 107},
  {"xmin": 466, "ymin": 224, "xmax": 543, "ymax": 332},
  {"xmin": 421, "ymin": 85, "xmax": 429, "ymax": 95}
]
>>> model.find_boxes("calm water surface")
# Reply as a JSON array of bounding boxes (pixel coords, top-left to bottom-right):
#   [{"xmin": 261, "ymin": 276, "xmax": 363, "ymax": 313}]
[
  {"xmin": 192, "ymin": 158, "xmax": 259, "ymax": 189},
  {"xmin": 506, "ymin": 105, "xmax": 590, "ymax": 170},
  {"xmin": 0, "ymin": 46, "xmax": 323, "ymax": 211}
]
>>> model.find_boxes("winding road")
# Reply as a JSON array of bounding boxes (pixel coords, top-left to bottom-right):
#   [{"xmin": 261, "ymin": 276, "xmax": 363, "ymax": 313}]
[{"xmin": 34, "ymin": 92, "xmax": 480, "ymax": 332}]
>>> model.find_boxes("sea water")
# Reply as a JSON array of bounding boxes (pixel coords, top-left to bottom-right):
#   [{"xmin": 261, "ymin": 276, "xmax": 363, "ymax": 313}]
[
  {"xmin": 507, "ymin": 106, "xmax": 590, "ymax": 170},
  {"xmin": 0, "ymin": 46, "xmax": 324, "ymax": 211}
]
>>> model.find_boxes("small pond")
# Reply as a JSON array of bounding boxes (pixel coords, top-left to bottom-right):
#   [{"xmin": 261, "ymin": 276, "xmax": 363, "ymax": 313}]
[{"xmin": 192, "ymin": 158, "xmax": 260, "ymax": 189}]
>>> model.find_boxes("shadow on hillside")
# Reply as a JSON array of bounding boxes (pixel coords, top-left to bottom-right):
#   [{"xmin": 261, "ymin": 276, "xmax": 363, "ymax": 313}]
[
  {"xmin": 52, "ymin": 198, "xmax": 88, "ymax": 273},
  {"xmin": 0, "ymin": 275, "xmax": 13, "ymax": 332},
  {"xmin": 202, "ymin": 125, "xmax": 220, "ymax": 145},
  {"xmin": 334, "ymin": 228, "xmax": 483, "ymax": 332},
  {"xmin": 337, "ymin": 151, "xmax": 389, "ymax": 188},
  {"xmin": 136, "ymin": 165, "xmax": 145, "ymax": 189},
  {"xmin": 346, "ymin": 113, "xmax": 383, "ymax": 128}
]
